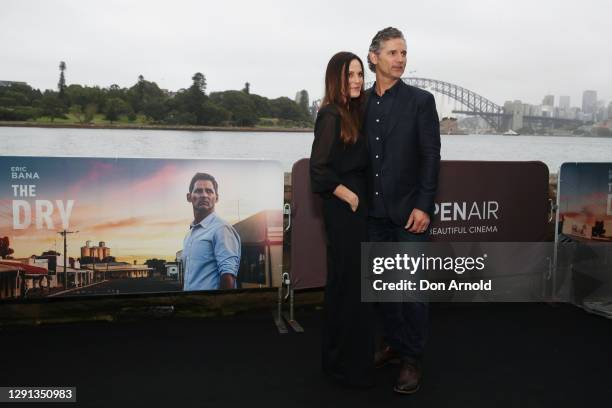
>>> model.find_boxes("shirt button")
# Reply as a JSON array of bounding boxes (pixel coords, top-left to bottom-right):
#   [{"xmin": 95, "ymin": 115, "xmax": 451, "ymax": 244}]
[
  {"xmin": 376, "ymin": 137, "xmax": 379, "ymax": 141},
  {"xmin": 376, "ymin": 119, "xmax": 380, "ymax": 123},
  {"xmin": 375, "ymin": 192, "xmax": 379, "ymax": 195},
  {"xmin": 376, "ymin": 173, "xmax": 379, "ymax": 177},
  {"xmin": 375, "ymin": 155, "xmax": 379, "ymax": 159},
  {"xmin": 377, "ymin": 101, "xmax": 380, "ymax": 105}
]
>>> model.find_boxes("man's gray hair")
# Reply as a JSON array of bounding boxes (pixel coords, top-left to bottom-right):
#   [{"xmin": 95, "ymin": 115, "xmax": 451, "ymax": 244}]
[{"xmin": 367, "ymin": 27, "xmax": 405, "ymax": 73}]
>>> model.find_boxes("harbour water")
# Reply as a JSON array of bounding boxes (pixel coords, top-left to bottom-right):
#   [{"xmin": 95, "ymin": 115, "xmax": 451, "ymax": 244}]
[{"xmin": 1, "ymin": 126, "xmax": 611, "ymax": 172}]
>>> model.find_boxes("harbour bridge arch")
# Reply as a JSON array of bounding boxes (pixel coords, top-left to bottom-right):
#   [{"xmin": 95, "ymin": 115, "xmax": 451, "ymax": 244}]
[{"xmin": 312, "ymin": 77, "xmax": 505, "ymax": 131}]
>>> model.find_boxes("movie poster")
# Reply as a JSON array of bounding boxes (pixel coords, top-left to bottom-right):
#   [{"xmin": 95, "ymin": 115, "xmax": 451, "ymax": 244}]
[
  {"xmin": 0, "ymin": 157, "xmax": 283, "ymax": 300},
  {"xmin": 558, "ymin": 162, "xmax": 612, "ymax": 241}
]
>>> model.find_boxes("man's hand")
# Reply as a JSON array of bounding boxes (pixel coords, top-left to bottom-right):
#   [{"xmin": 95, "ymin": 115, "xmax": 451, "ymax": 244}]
[
  {"xmin": 333, "ymin": 184, "xmax": 359, "ymax": 212},
  {"xmin": 405, "ymin": 208, "xmax": 430, "ymax": 233}
]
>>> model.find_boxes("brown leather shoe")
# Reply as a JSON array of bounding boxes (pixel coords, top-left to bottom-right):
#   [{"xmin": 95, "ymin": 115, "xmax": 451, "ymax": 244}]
[
  {"xmin": 393, "ymin": 360, "xmax": 422, "ymax": 394},
  {"xmin": 374, "ymin": 345, "xmax": 401, "ymax": 368}
]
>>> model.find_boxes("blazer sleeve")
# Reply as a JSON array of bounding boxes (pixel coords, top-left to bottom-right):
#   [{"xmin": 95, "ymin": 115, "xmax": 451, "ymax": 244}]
[
  {"xmin": 414, "ymin": 93, "xmax": 441, "ymax": 214},
  {"xmin": 309, "ymin": 109, "xmax": 342, "ymax": 196}
]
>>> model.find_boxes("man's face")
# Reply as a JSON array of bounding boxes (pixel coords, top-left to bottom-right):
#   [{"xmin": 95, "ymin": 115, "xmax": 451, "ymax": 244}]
[
  {"xmin": 370, "ymin": 37, "xmax": 407, "ymax": 80},
  {"xmin": 187, "ymin": 179, "xmax": 217, "ymax": 213}
]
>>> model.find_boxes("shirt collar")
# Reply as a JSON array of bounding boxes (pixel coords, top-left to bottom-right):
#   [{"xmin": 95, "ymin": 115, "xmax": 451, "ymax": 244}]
[
  {"xmin": 373, "ymin": 79, "xmax": 401, "ymax": 98},
  {"xmin": 190, "ymin": 212, "xmax": 216, "ymax": 230}
]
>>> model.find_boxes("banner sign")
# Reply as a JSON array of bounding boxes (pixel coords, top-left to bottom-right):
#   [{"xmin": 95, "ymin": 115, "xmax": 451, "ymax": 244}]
[
  {"xmin": 557, "ymin": 162, "xmax": 612, "ymax": 241},
  {"xmin": 0, "ymin": 157, "xmax": 283, "ymax": 300},
  {"xmin": 289, "ymin": 159, "xmax": 327, "ymax": 290},
  {"xmin": 429, "ymin": 161, "xmax": 550, "ymax": 242},
  {"xmin": 290, "ymin": 160, "xmax": 551, "ymax": 289}
]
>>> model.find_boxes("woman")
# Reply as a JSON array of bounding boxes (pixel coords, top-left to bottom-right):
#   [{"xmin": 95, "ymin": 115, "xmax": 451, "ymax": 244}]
[{"xmin": 310, "ymin": 52, "xmax": 374, "ymax": 387}]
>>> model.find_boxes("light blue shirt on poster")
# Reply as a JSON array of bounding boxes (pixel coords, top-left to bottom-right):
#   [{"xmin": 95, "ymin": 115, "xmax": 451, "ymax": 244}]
[{"xmin": 182, "ymin": 212, "xmax": 241, "ymax": 291}]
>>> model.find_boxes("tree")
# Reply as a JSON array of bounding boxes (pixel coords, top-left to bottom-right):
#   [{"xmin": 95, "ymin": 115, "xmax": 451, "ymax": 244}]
[
  {"xmin": 210, "ymin": 91, "xmax": 257, "ymax": 126},
  {"xmin": 104, "ymin": 97, "xmax": 129, "ymax": 123},
  {"xmin": 0, "ymin": 237, "xmax": 14, "ymax": 259},
  {"xmin": 201, "ymin": 101, "xmax": 230, "ymax": 126},
  {"xmin": 134, "ymin": 75, "xmax": 145, "ymax": 110},
  {"xmin": 69, "ymin": 102, "xmax": 97, "ymax": 124},
  {"xmin": 58, "ymin": 61, "xmax": 67, "ymax": 100},
  {"xmin": 270, "ymin": 96, "xmax": 308, "ymax": 122},
  {"xmin": 127, "ymin": 76, "xmax": 165, "ymax": 114},
  {"xmin": 248, "ymin": 94, "xmax": 272, "ymax": 117},
  {"xmin": 0, "ymin": 83, "xmax": 43, "ymax": 107},
  {"xmin": 40, "ymin": 91, "xmax": 66, "ymax": 122},
  {"xmin": 191, "ymin": 72, "xmax": 206, "ymax": 93},
  {"xmin": 65, "ymin": 85, "xmax": 105, "ymax": 119},
  {"xmin": 243, "ymin": 82, "xmax": 250, "ymax": 94},
  {"xmin": 107, "ymin": 84, "xmax": 126, "ymax": 99},
  {"xmin": 142, "ymin": 98, "xmax": 168, "ymax": 122},
  {"xmin": 297, "ymin": 89, "xmax": 309, "ymax": 116},
  {"xmin": 172, "ymin": 73, "xmax": 209, "ymax": 124},
  {"xmin": 69, "ymin": 105, "xmax": 85, "ymax": 123},
  {"xmin": 83, "ymin": 103, "xmax": 97, "ymax": 123},
  {"xmin": 0, "ymin": 83, "xmax": 43, "ymax": 120}
]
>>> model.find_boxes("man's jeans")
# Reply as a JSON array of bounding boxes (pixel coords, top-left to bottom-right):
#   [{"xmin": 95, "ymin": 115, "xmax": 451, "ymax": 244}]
[{"xmin": 368, "ymin": 216, "xmax": 429, "ymax": 361}]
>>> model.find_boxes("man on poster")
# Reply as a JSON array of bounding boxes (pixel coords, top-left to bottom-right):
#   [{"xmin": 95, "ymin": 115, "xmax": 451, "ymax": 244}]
[
  {"xmin": 365, "ymin": 27, "xmax": 441, "ymax": 394},
  {"xmin": 182, "ymin": 172, "xmax": 241, "ymax": 291}
]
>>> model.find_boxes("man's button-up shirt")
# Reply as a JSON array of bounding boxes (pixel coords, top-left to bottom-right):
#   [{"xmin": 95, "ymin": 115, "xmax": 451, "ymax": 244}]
[
  {"xmin": 366, "ymin": 80, "xmax": 400, "ymax": 218},
  {"xmin": 182, "ymin": 212, "xmax": 241, "ymax": 291}
]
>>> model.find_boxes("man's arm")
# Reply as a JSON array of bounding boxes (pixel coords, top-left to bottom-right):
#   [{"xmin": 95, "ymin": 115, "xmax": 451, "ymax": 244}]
[
  {"xmin": 414, "ymin": 93, "xmax": 441, "ymax": 213},
  {"xmin": 407, "ymin": 93, "xmax": 441, "ymax": 233},
  {"xmin": 213, "ymin": 225, "xmax": 241, "ymax": 289}
]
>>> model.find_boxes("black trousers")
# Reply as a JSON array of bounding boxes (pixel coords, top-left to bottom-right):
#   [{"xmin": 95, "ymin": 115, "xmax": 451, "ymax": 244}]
[
  {"xmin": 368, "ymin": 216, "xmax": 429, "ymax": 361},
  {"xmin": 321, "ymin": 197, "xmax": 375, "ymax": 386}
]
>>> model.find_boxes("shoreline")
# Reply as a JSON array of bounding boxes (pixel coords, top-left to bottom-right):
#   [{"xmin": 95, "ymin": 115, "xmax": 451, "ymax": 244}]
[
  {"xmin": 2, "ymin": 122, "xmax": 609, "ymax": 138},
  {"xmin": 0, "ymin": 121, "xmax": 314, "ymax": 133}
]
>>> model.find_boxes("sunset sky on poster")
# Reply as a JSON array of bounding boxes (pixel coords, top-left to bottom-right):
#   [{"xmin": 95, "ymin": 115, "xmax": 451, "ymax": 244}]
[
  {"xmin": 558, "ymin": 163, "xmax": 612, "ymax": 222},
  {"xmin": 0, "ymin": 157, "xmax": 283, "ymax": 263}
]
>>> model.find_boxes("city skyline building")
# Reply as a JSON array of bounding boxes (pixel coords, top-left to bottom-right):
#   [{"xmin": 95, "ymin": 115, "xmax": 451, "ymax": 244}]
[
  {"xmin": 598, "ymin": 100, "xmax": 608, "ymax": 121},
  {"xmin": 559, "ymin": 95, "xmax": 570, "ymax": 110},
  {"xmin": 582, "ymin": 90, "xmax": 598, "ymax": 114}
]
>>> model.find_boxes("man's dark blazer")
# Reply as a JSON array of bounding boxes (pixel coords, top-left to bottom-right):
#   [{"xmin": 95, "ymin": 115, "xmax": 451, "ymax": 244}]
[{"xmin": 364, "ymin": 80, "xmax": 441, "ymax": 226}]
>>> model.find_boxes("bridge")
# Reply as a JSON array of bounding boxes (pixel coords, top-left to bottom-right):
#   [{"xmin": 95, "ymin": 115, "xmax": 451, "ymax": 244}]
[{"xmin": 312, "ymin": 77, "xmax": 583, "ymax": 132}]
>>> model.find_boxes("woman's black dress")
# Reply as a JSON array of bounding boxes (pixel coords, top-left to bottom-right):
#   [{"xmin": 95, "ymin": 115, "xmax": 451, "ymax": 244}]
[{"xmin": 309, "ymin": 104, "xmax": 374, "ymax": 387}]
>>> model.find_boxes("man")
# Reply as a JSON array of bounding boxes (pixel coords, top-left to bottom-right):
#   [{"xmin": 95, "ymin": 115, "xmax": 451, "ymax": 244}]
[
  {"xmin": 365, "ymin": 27, "xmax": 441, "ymax": 394},
  {"xmin": 182, "ymin": 172, "xmax": 241, "ymax": 291}
]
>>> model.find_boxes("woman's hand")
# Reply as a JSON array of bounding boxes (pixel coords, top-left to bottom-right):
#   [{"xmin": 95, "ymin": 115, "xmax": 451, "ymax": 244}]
[{"xmin": 333, "ymin": 184, "xmax": 359, "ymax": 212}]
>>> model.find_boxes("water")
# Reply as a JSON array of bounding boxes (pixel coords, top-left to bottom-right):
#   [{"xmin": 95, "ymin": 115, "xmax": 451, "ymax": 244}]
[{"xmin": 1, "ymin": 127, "xmax": 611, "ymax": 173}]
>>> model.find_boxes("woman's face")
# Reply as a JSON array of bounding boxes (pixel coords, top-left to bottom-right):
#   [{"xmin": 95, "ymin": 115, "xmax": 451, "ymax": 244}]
[{"xmin": 347, "ymin": 58, "xmax": 364, "ymax": 99}]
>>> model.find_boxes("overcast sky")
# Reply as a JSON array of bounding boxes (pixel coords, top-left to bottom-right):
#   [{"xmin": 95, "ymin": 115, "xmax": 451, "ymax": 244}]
[{"xmin": 1, "ymin": 0, "xmax": 610, "ymax": 116}]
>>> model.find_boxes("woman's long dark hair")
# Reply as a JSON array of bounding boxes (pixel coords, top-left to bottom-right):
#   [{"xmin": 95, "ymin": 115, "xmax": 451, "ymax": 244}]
[{"xmin": 322, "ymin": 52, "xmax": 365, "ymax": 144}]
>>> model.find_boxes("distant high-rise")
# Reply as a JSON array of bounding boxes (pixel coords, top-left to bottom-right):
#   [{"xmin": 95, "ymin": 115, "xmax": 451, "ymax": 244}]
[
  {"xmin": 559, "ymin": 96, "xmax": 570, "ymax": 110},
  {"xmin": 597, "ymin": 100, "xmax": 606, "ymax": 121},
  {"xmin": 542, "ymin": 95, "xmax": 554, "ymax": 107},
  {"xmin": 582, "ymin": 90, "xmax": 597, "ymax": 114}
]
